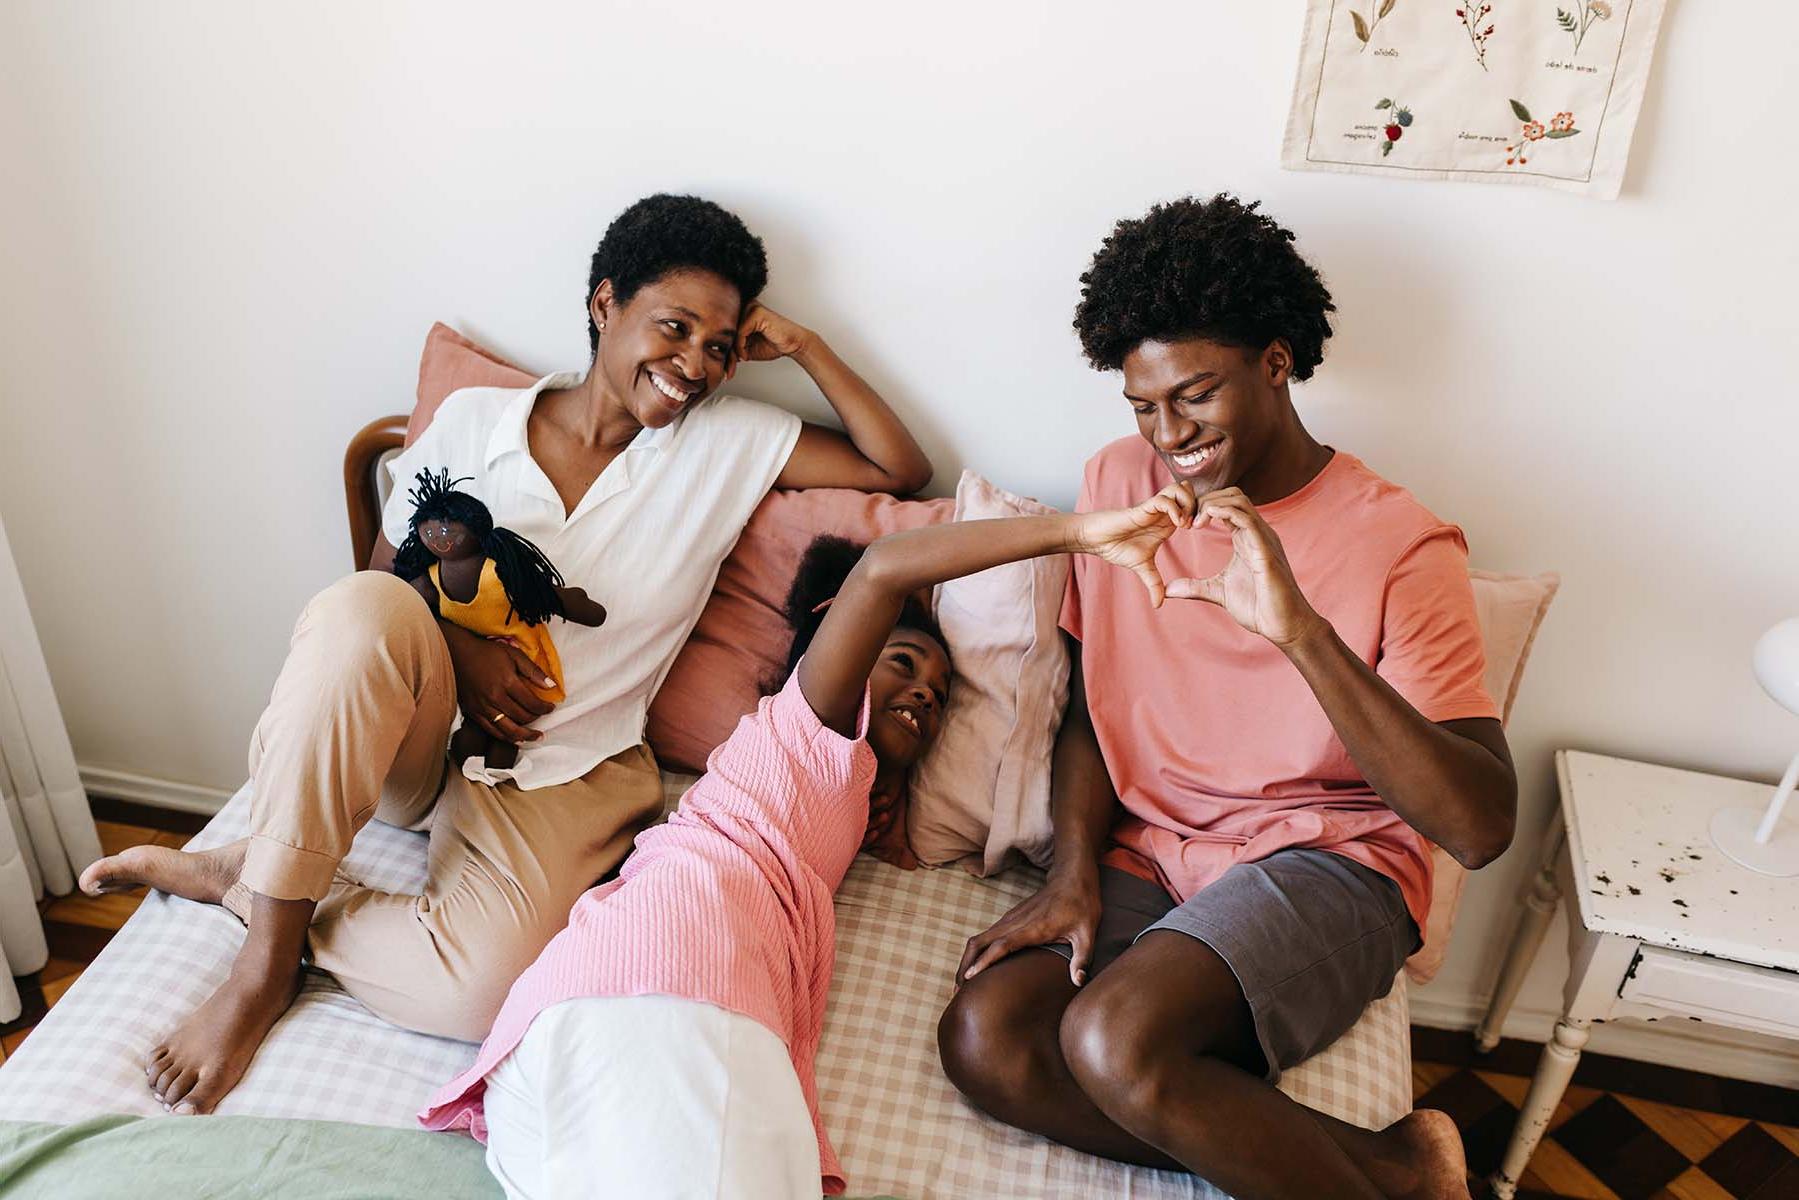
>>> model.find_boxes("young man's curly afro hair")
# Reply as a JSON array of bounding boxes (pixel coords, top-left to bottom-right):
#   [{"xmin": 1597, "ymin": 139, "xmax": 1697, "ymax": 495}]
[
  {"xmin": 1072, "ymin": 194, "xmax": 1336, "ymax": 381},
  {"xmin": 586, "ymin": 194, "xmax": 769, "ymax": 354}
]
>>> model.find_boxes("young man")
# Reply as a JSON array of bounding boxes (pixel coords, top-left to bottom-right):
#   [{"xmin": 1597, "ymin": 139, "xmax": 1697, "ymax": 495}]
[{"xmin": 938, "ymin": 195, "xmax": 1515, "ymax": 1200}]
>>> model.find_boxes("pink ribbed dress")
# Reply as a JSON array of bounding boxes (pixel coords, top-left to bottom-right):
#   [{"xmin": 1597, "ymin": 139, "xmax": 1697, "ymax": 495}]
[{"xmin": 419, "ymin": 671, "xmax": 873, "ymax": 1195}]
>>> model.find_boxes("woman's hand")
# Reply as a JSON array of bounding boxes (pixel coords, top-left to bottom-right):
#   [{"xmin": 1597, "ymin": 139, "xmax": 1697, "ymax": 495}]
[
  {"xmin": 442, "ymin": 624, "xmax": 557, "ymax": 744},
  {"xmin": 956, "ymin": 871, "xmax": 1102, "ymax": 988},
  {"xmin": 1071, "ymin": 482, "xmax": 1197, "ymax": 607},
  {"xmin": 1165, "ymin": 487, "xmax": 1326, "ymax": 647},
  {"xmin": 733, "ymin": 301, "xmax": 813, "ymax": 367}
]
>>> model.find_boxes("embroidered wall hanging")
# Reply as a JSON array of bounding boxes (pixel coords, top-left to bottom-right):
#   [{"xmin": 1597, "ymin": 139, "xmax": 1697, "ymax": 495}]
[{"xmin": 1282, "ymin": 0, "xmax": 1667, "ymax": 198}]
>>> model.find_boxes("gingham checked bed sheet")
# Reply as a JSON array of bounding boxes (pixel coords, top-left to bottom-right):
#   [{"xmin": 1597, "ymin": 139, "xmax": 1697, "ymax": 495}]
[{"xmin": 0, "ymin": 780, "xmax": 1412, "ymax": 1199}]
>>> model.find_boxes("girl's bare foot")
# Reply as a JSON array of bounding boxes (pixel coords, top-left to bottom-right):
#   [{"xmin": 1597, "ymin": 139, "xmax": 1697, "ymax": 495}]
[
  {"xmin": 145, "ymin": 955, "xmax": 301, "ymax": 1114},
  {"xmin": 79, "ymin": 839, "xmax": 248, "ymax": 905},
  {"xmin": 1370, "ymin": 1109, "xmax": 1473, "ymax": 1200}
]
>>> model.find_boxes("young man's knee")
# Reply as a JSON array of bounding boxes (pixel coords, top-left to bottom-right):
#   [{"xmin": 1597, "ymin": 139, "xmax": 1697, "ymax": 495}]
[{"xmin": 937, "ymin": 985, "xmax": 1054, "ymax": 1113}]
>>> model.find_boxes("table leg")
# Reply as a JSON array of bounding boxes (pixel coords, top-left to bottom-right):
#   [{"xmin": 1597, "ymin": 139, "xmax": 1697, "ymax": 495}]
[
  {"xmin": 1476, "ymin": 819, "xmax": 1566, "ymax": 1053},
  {"xmin": 1488, "ymin": 929, "xmax": 1636, "ymax": 1200}
]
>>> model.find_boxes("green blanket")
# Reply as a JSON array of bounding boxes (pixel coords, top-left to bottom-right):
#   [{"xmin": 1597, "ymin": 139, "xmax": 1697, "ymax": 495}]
[{"xmin": 0, "ymin": 1116, "xmax": 904, "ymax": 1199}]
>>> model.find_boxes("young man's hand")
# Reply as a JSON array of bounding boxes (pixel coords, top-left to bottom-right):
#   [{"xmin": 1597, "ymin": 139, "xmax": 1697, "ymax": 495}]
[{"xmin": 1164, "ymin": 487, "xmax": 1327, "ymax": 648}]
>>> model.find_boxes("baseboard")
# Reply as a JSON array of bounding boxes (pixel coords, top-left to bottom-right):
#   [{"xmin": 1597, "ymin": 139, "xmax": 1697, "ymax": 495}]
[
  {"xmin": 78, "ymin": 765, "xmax": 234, "ymax": 816},
  {"xmin": 1410, "ymin": 992, "xmax": 1799, "ymax": 1089}
]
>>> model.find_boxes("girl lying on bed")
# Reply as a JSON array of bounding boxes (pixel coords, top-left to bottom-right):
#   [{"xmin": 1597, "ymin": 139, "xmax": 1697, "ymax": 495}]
[{"xmin": 417, "ymin": 483, "xmax": 1202, "ymax": 1200}]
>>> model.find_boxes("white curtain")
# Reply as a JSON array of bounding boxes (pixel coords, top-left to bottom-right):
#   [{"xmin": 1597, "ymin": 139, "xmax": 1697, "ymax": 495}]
[{"xmin": 0, "ymin": 511, "xmax": 100, "ymax": 1022}]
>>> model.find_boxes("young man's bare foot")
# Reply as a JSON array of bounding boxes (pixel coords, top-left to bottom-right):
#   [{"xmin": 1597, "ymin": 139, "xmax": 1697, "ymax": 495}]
[
  {"xmin": 79, "ymin": 839, "xmax": 247, "ymax": 905},
  {"xmin": 145, "ymin": 956, "xmax": 301, "ymax": 1114},
  {"xmin": 1366, "ymin": 1109, "xmax": 1473, "ymax": 1200}
]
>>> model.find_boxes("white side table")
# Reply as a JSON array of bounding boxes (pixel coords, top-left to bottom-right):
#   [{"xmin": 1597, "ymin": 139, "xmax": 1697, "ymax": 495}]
[{"xmin": 1476, "ymin": 750, "xmax": 1799, "ymax": 1200}]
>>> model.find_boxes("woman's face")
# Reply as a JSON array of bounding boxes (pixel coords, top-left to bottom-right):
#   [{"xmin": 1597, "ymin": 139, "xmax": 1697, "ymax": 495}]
[
  {"xmin": 591, "ymin": 269, "xmax": 743, "ymax": 428},
  {"xmin": 1120, "ymin": 336, "xmax": 1292, "ymax": 493},
  {"xmin": 865, "ymin": 628, "xmax": 951, "ymax": 771}
]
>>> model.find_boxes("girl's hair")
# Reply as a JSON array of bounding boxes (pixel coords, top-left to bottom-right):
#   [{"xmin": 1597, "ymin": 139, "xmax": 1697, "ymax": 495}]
[
  {"xmin": 391, "ymin": 469, "xmax": 567, "ymax": 626},
  {"xmin": 775, "ymin": 535, "xmax": 946, "ymax": 688}
]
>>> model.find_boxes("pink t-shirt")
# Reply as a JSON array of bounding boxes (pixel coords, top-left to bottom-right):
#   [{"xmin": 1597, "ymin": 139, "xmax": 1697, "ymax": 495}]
[
  {"xmin": 1062, "ymin": 439, "xmax": 1497, "ymax": 932},
  {"xmin": 419, "ymin": 671, "xmax": 874, "ymax": 1196}
]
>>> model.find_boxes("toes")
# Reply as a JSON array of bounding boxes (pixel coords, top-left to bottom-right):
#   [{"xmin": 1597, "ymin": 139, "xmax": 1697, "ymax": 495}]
[
  {"xmin": 163, "ymin": 1068, "xmax": 200, "ymax": 1107},
  {"xmin": 153, "ymin": 1061, "xmax": 184, "ymax": 1100},
  {"xmin": 182, "ymin": 1077, "xmax": 228, "ymax": 1116},
  {"xmin": 144, "ymin": 1046, "xmax": 171, "ymax": 1081}
]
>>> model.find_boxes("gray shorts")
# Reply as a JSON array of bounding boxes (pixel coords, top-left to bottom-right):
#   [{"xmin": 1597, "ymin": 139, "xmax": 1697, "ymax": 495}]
[{"xmin": 1045, "ymin": 849, "xmax": 1418, "ymax": 1083}]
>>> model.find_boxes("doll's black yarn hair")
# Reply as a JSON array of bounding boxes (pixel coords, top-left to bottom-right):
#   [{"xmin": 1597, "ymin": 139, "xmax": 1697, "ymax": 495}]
[
  {"xmin": 773, "ymin": 535, "xmax": 946, "ymax": 690},
  {"xmin": 391, "ymin": 468, "xmax": 566, "ymax": 626}
]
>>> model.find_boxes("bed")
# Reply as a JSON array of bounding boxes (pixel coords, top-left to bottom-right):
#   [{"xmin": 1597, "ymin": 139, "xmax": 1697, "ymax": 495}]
[{"xmin": 0, "ymin": 412, "xmax": 1418, "ymax": 1198}]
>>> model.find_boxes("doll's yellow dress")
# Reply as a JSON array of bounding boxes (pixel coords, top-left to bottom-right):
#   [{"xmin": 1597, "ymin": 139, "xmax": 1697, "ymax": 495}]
[{"xmin": 429, "ymin": 559, "xmax": 566, "ymax": 703}]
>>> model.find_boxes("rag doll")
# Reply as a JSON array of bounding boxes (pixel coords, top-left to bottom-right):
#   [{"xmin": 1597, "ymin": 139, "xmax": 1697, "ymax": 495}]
[{"xmin": 392, "ymin": 468, "xmax": 606, "ymax": 769}]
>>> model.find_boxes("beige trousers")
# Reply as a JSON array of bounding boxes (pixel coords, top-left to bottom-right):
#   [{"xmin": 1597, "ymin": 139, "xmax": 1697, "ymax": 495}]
[{"xmin": 229, "ymin": 571, "xmax": 663, "ymax": 1041}]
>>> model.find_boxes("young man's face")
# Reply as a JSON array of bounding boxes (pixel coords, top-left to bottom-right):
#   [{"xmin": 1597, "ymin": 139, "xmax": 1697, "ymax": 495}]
[{"xmin": 1120, "ymin": 336, "xmax": 1292, "ymax": 493}]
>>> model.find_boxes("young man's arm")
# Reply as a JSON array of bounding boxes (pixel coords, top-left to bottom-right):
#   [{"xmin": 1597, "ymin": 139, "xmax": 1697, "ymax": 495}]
[{"xmin": 1168, "ymin": 488, "xmax": 1517, "ymax": 869}]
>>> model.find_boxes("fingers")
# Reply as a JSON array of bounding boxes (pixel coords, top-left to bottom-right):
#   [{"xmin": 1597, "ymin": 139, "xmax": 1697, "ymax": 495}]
[
  {"xmin": 1165, "ymin": 572, "xmax": 1225, "ymax": 605},
  {"xmin": 1065, "ymin": 926, "xmax": 1095, "ymax": 987},
  {"xmin": 1131, "ymin": 561, "xmax": 1166, "ymax": 609},
  {"xmin": 506, "ymin": 644, "xmax": 557, "ymax": 693},
  {"xmin": 959, "ymin": 932, "xmax": 1018, "ymax": 983},
  {"xmin": 484, "ymin": 711, "xmax": 542, "ymax": 745}
]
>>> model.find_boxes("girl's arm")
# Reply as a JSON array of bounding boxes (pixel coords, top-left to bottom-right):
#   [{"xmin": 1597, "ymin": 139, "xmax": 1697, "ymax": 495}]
[
  {"xmin": 732, "ymin": 302, "xmax": 932, "ymax": 495},
  {"xmin": 799, "ymin": 486, "xmax": 1194, "ymax": 736}
]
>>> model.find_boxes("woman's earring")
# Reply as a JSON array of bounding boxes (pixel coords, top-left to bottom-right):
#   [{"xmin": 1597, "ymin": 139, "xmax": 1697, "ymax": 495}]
[{"xmin": 598, "ymin": 321, "xmax": 606, "ymax": 333}]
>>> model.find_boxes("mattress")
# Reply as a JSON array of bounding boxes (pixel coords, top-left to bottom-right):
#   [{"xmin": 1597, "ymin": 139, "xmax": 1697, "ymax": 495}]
[{"xmin": 0, "ymin": 782, "xmax": 1411, "ymax": 1198}]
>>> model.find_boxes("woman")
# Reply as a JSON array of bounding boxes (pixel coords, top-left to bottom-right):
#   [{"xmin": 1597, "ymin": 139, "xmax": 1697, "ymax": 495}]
[
  {"xmin": 938, "ymin": 195, "xmax": 1516, "ymax": 1200},
  {"xmin": 79, "ymin": 193, "xmax": 932, "ymax": 1116},
  {"xmin": 419, "ymin": 485, "xmax": 1198, "ymax": 1200}
]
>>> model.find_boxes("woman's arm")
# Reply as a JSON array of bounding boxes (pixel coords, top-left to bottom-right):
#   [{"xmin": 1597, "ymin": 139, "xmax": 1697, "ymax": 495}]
[
  {"xmin": 732, "ymin": 302, "xmax": 931, "ymax": 495},
  {"xmin": 798, "ymin": 487, "xmax": 1192, "ymax": 737},
  {"xmin": 1167, "ymin": 488, "xmax": 1517, "ymax": 869}
]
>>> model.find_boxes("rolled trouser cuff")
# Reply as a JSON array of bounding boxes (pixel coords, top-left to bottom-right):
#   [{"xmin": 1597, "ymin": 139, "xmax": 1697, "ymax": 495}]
[{"xmin": 240, "ymin": 834, "xmax": 341, "ymax": 904}]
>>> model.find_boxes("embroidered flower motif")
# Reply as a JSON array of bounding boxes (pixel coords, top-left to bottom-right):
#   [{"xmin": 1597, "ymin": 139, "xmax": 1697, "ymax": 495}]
[
  {"xmin": 1504, "ymin": 101, "xmax": 1582, "ymax": 168},
  {"xmin": 1522, "ymin": 121, "xmax": 1546, "ymax": 141},
  {"xmin": 1551, "ymin": 112, "xmax": 1575, "ymax": 132},
  {"xmin": 1588, "ymin": 1, "xmax": 1612, "ymax": 19}
]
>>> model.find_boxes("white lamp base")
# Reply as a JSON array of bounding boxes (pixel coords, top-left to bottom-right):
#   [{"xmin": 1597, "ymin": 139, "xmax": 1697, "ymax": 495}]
[{"xmin": 1710, "ymin": 805, "xmax": 1799, "ymax": 877}]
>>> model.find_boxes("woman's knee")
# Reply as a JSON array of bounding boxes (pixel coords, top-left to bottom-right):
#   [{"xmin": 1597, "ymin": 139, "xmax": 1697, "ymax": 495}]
[{"xmin": 300, "ymin": 571, "xmax": 431, "ymax": 648}]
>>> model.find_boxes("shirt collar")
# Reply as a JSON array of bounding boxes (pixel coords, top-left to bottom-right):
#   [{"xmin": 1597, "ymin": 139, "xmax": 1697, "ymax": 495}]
[{"xmin": 484, "ymin": 371, "xmax": 678, "ymax": 468}]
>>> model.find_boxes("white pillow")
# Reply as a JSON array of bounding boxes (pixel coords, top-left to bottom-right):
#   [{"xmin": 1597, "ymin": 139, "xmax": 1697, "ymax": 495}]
[{"xmin": 905, "ymin": 471, "xmax": 1070, "ymax": 874}]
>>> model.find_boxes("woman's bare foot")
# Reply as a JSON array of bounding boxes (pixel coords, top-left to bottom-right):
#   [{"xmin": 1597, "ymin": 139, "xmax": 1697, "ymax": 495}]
[
  {"xmin": 144, "ymin": 891, "xmax": 314, "ymax": 1114},
  {"xmin": 1367, "ymin": 1109, "xmax": 1473, "ymax": 1200},
  {"xmin": 145, "ymin": 956, "xmax": 301, "ymax": 1114},
  {"xmin": 79, "ymin": 839, "xmax": 248, "ymax": 905}
]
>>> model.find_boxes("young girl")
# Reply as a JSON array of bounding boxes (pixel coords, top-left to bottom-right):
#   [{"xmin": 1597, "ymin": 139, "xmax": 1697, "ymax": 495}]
[{"xmin": 418, "ymin": 483, "xmax": 1200, "ymax": 1200}]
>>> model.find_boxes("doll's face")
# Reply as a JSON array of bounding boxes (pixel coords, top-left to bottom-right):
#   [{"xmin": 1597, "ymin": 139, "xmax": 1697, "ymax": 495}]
[{"xmin": 418, "ymin": 517, "xmax": 480, "ymax": 562}]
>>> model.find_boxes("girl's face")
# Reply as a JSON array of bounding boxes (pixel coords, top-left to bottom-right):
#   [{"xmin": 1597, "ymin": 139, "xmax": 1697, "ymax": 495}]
[
  {"xmin": 865, "ymin": 628, "xmax": 951, "ymax": 770},
  {"xmin": 591, "ymin": 269, "xmax": 743, "ymax": 429},
  {"xmin": 418, "ymin": 516, "xmax": 480, "ymax": 562},
  {"xmin": 1120, "ymin": 336, "xmax": 1293, "ymax": 495}
]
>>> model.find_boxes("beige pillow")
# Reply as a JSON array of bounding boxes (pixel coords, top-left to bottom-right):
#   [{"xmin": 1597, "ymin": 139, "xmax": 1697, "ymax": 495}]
[
  {"xmin": 906, "ymin": 471, "xmax": 1070, "ymax": 874},
  {"xmin": 1406, "ymin": 569, "xmax": 1560, "ymax": 984}
]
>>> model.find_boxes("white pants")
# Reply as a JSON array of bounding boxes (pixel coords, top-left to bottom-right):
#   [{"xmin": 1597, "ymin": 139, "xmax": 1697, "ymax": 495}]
[{"xmin": 482, "ymin": 995, "xmax": 822, "ymax": 1200}]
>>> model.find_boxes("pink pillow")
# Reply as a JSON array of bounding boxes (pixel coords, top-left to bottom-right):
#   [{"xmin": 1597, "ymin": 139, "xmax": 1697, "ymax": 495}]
[
  {"xmin": 406, "ymin": 323, "xmax": 536, "ymax": 447},
  {"xmin": 906, "ymin": 472, "xmax": 1070, "ymax": 874},
  {"xmin": 1405, "ymin": 570, "xmax": 1560, "ymax": 984},
  {"xmin": 644, "ymin": 489, "xmax": 955, "ymax": 773}
]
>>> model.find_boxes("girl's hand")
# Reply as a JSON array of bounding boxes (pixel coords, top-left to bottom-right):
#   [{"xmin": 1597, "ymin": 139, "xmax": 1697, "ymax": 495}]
[
  {"xmin": 1165, "ymin": 487, "xmax": 1326, "ymax": 647},
  {"xmin": 1072, "ymin": 482, "xmax": 1197, "ymax": 607},
  {"xmin": 733, "ymin": 301, "xmax": 813, "ymax": 367}
]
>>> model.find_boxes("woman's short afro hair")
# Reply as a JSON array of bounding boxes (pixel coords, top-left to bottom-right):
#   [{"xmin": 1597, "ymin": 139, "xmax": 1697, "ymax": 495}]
[
  {"xmin": 1072, "ymin": 194, "xmax": 1335, "ymax": 380},
  {"xmin": 587, "ymin": 194, "xmax": 769, "ymax": 353}
]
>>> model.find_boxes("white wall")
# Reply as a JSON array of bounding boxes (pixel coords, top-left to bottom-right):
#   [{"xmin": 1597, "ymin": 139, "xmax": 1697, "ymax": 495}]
[{"xmin": 3, "ymin": 2, "xmax": 1796, "ymax": 1076}]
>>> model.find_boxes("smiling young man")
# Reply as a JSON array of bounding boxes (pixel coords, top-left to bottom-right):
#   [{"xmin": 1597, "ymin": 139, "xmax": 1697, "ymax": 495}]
[
  {"xmin": 937, "ymin": 195, "xmax": 1516, "ymax": 1200},
  {"xmin": 80, "ymin": 193, "xmax": 931, "ymax": 1118}
]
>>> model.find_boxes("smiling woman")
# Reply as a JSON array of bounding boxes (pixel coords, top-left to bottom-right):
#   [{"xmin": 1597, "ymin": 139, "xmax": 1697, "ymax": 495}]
[{"xmin": 77, "ymin": 192, "xmax": 934, "ymax": 1123}]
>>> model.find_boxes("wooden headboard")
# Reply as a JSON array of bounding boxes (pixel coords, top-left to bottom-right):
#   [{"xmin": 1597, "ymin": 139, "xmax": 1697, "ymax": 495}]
[{"xmin": 344, "ymin": 414, "xmax": 408, "ymax": 570}]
